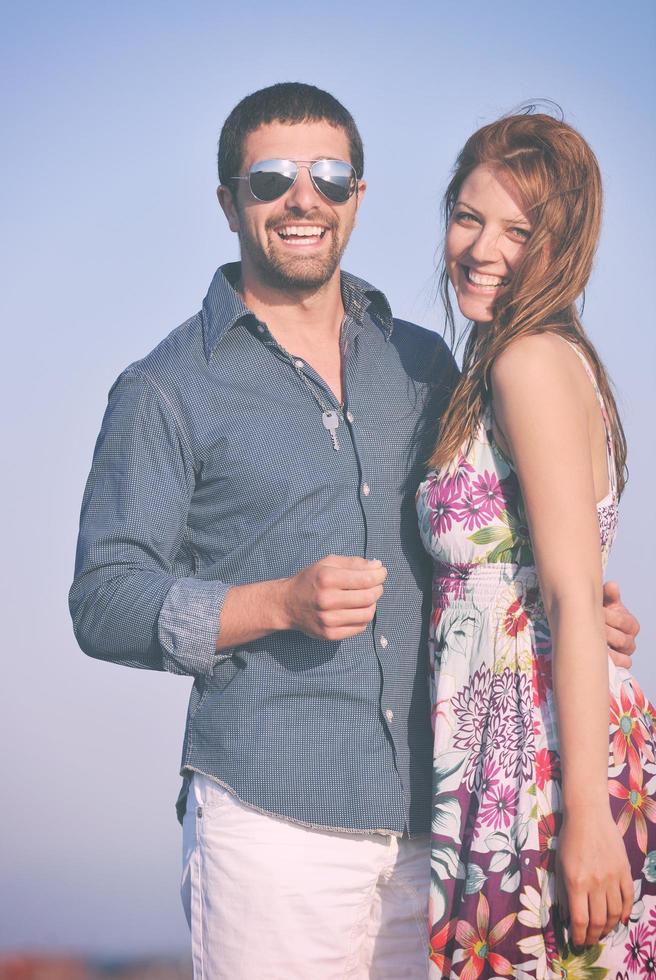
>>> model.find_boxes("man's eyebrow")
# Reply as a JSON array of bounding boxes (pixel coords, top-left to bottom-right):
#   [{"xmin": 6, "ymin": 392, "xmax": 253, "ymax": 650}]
[{"xmin": 454, "ymin": 199, "xmax": 531, "ymax": 226}]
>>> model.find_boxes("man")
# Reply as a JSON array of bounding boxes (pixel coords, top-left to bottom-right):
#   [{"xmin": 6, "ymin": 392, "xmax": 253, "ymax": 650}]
[{"xmin": 70, "ymin": 83, "xmax": 638, "ymax": 979}]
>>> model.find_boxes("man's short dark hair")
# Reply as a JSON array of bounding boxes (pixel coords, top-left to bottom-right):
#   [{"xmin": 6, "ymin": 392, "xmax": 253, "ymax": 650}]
[{"xmin": 218, "ymin": 82, "xmax": 364, "ymax": 194}]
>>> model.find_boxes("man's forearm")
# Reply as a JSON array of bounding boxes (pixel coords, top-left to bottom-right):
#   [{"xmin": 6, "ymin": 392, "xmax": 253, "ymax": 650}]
[
  {"xmin": 216, "ymin": 556, "xmax": 387, "ymax": 649},
  {"xmin": 216, "ymin": 578, "xmax": 291, "ymax": 650}
]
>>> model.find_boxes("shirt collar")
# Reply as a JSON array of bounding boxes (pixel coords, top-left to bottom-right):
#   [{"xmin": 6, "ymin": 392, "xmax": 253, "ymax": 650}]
[{"xmin": 201, "ymin": 262, "xmax": 394, "ymax": 361}]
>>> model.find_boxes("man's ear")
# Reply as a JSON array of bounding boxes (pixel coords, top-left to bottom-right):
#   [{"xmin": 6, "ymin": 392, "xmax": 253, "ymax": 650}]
[
  {"xmin": 217, "ymin": 185, "xmax": 240, "ymax": 233},
  {"xmin": 354, "ymin": 179, "xmax": 366, "ymax": 218}
]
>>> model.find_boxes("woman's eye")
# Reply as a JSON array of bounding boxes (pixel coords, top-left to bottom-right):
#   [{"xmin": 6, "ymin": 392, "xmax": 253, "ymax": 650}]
[
  {"xmin": 509, "ymin": 226, "xmax": 531, "ymax": 241},
  {"xmin": 455, "ymin": 211, "xmax": 479, "ymax": 225}
]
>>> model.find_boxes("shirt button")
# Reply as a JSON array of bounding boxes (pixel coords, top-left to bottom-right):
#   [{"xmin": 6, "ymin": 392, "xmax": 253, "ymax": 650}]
[
  {"xmin": 385, "ymin": 709, "xmax": 394, "ymax": 722},
  {"xmin": 380, "ymin": 635, "xmax": 388, "ymax": 648},
  {"xmin": 346, "ymin": 410, "xmax": 354, "ymax": 423},
  {"xmin": 257, "ymin": 324, "xmax": 265, "ymax": 333},
  {"xmin": 362, "ymin": 483, "xmax": 370, "ymax": 496},
  {"xmin": 294, "ymin": 358, "xmax": 304, "ymax": 369}
]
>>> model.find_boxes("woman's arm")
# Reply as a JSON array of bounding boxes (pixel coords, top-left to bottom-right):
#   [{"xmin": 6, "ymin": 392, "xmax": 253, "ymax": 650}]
[{"xmin": 490, "ymin": 332, "xmax": 632, "ymax": 947}]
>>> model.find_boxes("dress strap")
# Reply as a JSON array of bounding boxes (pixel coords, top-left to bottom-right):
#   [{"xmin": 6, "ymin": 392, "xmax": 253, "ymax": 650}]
[{"xmin": 557, "ymin": 336, "xmax": 617, "ymax": 497}]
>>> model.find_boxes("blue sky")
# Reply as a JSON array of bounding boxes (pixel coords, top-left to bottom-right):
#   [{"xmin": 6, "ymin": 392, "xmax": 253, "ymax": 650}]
[{"xmin": 2, "ymin": 0, "xmax": 654, "ymax": 957}]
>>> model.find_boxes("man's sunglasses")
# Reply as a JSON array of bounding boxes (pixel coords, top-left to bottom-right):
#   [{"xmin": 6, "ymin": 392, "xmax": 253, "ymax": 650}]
[{"xmin": 231, "ymin": 158, "xmax": 358, "ymax": 204}]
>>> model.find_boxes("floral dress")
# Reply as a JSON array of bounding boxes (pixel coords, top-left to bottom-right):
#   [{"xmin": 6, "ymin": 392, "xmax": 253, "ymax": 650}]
[{"xmin": 416, "ymin": 345, "xmax": 656, "ymax": 979}]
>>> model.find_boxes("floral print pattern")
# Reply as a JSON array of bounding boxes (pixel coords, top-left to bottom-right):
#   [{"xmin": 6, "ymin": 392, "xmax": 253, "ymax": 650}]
[{"xmin": 416, "ymin": 363, "xmax": 656, "ymax": 978}]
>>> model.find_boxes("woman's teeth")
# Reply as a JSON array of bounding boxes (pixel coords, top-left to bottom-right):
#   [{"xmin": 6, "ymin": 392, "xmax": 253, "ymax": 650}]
[{"xmin": 465, "ymin": 267, "xmax": 508, "ymax": 287}]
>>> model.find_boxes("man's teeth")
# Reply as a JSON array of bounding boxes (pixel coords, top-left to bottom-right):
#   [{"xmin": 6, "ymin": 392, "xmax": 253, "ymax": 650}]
[
  {"xmin": 466, "ymin": 268, "xmax": 508, "ymax": 287},
  {"xmin": 278, "ymin": 225, "xmax": 326, "ymax": 239}
]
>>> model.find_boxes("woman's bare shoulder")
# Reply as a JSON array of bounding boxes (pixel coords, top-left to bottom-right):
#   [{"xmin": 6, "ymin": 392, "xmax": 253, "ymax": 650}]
[{"xmin": 490, "ymin": 332, "xmax": 583, "ymax": 396}]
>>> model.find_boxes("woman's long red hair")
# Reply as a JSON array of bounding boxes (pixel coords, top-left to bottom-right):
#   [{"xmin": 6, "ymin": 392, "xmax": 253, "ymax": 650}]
[{"xmin": 429, "ymin": 112, "xmax": 627, "ymax": 495}]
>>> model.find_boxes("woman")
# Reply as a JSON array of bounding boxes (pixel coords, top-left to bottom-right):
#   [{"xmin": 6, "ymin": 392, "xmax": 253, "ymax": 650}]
[{"xmin": 416, "ymin": 112, "xmax": 656, "ymax": 977}]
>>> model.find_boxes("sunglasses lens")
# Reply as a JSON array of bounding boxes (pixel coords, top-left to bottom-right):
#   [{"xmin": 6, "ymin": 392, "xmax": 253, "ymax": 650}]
[
  {"xmin": 249, "ymin": 160, "xmax": 297, "ymax": 202},
  {"xmin": 246, "ymin": 159, "xmax": 357, "ymax": 203},
  {"xmin": 311, "ymin": 160, "xmax": 356, "ymax": 203}
]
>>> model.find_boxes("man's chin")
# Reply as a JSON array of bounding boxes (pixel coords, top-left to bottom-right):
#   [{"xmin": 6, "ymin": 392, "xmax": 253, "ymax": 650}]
[{"xmin": 261, "ymin": 257, "xmax": 340, "ymax": 292}]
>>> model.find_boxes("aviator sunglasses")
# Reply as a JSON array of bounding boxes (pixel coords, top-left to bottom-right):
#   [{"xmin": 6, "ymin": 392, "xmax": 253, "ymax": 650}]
[{"xmin": 231, "ymin": 158, "xmax": 358, "ymax": 204}]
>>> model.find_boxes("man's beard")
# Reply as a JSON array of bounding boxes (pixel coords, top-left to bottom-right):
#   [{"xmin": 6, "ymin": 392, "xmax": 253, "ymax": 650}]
[{"xmin": 241, "ymin": 212, "xmax": 349, "ymax": 291}]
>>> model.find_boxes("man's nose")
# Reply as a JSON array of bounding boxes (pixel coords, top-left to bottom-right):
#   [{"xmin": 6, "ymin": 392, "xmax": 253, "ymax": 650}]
[{"xmin": 284, "ymin": 166, "xmax": 323, "ymax": 212}]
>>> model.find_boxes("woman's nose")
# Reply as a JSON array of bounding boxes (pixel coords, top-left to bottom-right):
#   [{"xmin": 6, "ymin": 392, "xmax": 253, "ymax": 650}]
[{"xmin": 468, "ymin": 226, "xmax": 501, "ymax": 263}]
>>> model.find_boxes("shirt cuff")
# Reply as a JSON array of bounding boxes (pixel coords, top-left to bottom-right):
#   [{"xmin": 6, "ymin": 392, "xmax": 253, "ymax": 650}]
[{"xmin": 158, "ymin": 577, "xmax": 231, "ymax": 676}]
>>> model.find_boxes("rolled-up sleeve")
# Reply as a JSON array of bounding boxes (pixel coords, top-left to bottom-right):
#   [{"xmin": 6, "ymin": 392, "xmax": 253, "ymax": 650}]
[{"xmin": 69, "ymin": 367, "xmax": 230, "ymax": 676}]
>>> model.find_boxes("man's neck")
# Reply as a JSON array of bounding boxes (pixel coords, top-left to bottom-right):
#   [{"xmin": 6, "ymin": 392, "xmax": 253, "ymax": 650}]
[{"xmin": 240, "ymin": 268, "xmax": 345, "ymax": 355}]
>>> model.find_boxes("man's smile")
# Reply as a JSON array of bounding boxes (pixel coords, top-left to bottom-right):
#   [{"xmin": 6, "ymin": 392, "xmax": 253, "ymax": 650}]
[{"xmin": 274, "ymin": 223, "xmax": 329, "ymax": 246}]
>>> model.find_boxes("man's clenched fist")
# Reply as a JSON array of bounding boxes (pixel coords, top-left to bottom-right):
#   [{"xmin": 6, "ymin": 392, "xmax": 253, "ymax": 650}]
[{"xmin": 280, "ymin": 556, "xmax": 388, "ymax": 641}]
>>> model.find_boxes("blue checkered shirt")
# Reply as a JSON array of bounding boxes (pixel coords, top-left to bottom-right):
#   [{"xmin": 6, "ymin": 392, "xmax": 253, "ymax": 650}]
[{"xmin": 70, "ymin": 263, "xmax": 458, "ymax": 835}]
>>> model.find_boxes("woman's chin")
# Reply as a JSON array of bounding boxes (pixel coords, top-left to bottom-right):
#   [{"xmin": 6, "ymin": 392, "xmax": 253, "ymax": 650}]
[
  {"xmin": 452, "ymin": 285, "xmax": 496, "ymax": 323},
  {"xmin": 457, "ymin": 298, "xmax": 495, "ymax": 323}
]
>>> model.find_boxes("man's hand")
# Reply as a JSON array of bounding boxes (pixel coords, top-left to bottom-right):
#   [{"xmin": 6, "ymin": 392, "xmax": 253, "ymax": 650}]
[
  {"xmin": 281, "ymin": 556, "xmax": 387, "ymax": 641},
  {"xmin": 603, "ymin": 581, "xmax": 639, "ymax": 669}
]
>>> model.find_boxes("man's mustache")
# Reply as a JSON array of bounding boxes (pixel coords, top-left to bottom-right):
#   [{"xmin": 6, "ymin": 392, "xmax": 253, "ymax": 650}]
[{"xmin": 265, "ymin": 211, "xmax": 339, "ymax": 232}]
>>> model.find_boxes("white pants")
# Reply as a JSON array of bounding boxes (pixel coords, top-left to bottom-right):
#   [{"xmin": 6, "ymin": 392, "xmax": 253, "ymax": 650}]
[{"xmin": 181, "ymin": 773, "xmax": 430, "ymax": 979}]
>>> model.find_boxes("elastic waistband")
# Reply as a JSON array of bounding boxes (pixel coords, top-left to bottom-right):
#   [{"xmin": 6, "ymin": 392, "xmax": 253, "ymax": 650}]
[{"xmin": 432, "ymin": 560, "xmax": 542, "ymax": 605}]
